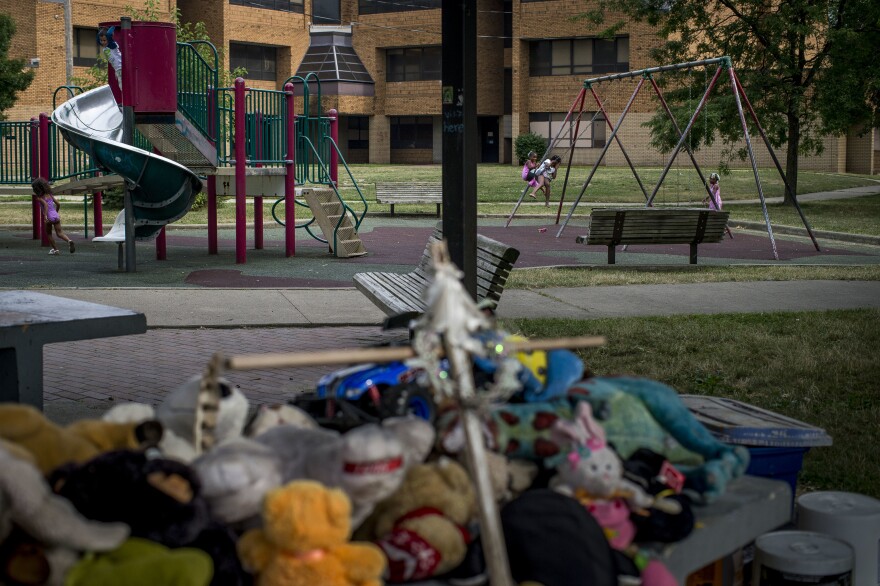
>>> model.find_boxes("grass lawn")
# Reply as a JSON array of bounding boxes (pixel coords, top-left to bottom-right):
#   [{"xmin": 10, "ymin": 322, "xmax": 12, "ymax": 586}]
[
  {"xmin": 728, "ymin": 195, "xmax": 880, "ymax": 235},
  {"xmin": 506, "ymin": 265, "xmax": 880, "ymax": 289},
  {"xmin": 501, "ymin": 309, "xmax": 880, "ymax": 498}
]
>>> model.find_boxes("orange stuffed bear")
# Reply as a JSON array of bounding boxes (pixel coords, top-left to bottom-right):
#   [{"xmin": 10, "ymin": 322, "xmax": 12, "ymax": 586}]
[{"xmin": 237, "ymin": 480, "xmax": 385, "ymax": 586}]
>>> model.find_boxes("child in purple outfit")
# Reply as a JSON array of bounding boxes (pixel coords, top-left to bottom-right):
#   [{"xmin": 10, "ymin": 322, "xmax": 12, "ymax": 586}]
[
  {"xmin": 704, "ymin": 172, "xmax": 722, "ymax": 211},
  {"xmin": 33, "ymin": 178, "xmax": 75, "ymax": 255}
]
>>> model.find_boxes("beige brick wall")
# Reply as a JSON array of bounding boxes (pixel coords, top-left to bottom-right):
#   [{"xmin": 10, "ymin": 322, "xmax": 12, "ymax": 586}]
[{"xmin": 846, "ymin": 125, "xmax": 874, "ymax": 175}]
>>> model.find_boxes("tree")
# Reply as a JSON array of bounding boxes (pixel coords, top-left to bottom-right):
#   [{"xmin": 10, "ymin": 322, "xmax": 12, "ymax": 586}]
[
  {"xmin": 0, "ymin": 14, "xmax": 35, "ymax": 121},
  {"xmin": 585, "ymin": 0, "xmax": 880, "ymax": 199}
]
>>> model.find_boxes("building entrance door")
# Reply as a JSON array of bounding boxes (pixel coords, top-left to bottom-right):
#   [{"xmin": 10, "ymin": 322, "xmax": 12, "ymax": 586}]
[{"xmin": 479, "ymin": 117, "xmax": 499, "ymax": 163}]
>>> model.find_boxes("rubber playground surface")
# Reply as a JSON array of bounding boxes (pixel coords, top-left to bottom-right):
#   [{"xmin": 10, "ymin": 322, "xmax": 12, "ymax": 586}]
[{"xmin": 2, "ymin": 215, "xmax": 880, "ymax": 289}]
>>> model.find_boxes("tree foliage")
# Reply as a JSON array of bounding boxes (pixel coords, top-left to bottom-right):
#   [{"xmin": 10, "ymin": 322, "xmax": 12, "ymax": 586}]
[
  {"xmin": 0, "ymin": 14, "xmax": 35, "ymax": 121},
  {"xmin": 515, "ymin": 132, "xmax": 549, "ymax": 165},
  {"xmin": 582, "ymin": 0, "xmax": 880, "ymax": 196}
]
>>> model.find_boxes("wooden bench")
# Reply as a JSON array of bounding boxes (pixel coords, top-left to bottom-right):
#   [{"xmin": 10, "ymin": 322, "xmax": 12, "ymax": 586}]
[
  {"xmin": 353, "ymin": 227, "xmax": 520, "ymax": 317},
  {"xmin": 375, "ymin": 182, "xmax": 442, "ymax": 217},
  {"xmin": 576, "ymin": 208, "xmax": 731, "ymax": 264}
]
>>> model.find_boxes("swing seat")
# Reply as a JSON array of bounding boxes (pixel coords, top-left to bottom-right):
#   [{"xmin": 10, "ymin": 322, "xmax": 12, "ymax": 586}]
[{"xmin": 576, "ymin": 208, "xmax": 730, "ymax": 264}]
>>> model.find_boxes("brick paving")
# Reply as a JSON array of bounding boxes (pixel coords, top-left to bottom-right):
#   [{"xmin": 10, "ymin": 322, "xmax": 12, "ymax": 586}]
[{"xmin": 43, "ymin": 326, "xmax": 408, "ymax": 407}]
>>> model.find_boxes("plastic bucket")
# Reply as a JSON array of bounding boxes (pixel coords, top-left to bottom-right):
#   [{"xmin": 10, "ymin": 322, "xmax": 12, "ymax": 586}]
[
  {"xmin": 797, "ymin": 491, "xmax": 880, "ymax": 586},
  {"xmin": 753, "ymin": 530, "xmax": 853, "ymax": 585}
]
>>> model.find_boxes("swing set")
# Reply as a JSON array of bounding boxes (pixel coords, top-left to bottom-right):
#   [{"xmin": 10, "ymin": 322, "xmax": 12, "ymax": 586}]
[{"xmin": 506, "ymin": 56, "xmax": 820, "ymax": 261}]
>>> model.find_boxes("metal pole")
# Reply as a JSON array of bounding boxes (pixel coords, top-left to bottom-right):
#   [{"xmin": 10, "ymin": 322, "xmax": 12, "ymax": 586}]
[
  {"xmin": 234, "ymin": 77, "xmax": 247, "ymax": 264},
  {"xmin": 555, "ymin": 88, "xmax": 588, "ymax": 224},
  {"xmin": 120, "ymin": 17, "xmax": 135, "ymax": 272},
  {"xmin": 254, "ymin": 111, "xmax": 264, "ymax": 251},
  {"xmin": 589, "ymin": 85, "xmax": 650, "ymax": 202},
  {"xmin": 732, "ymin": 69, "xmax": 819, "ymax": 251},
  {"xmin": 442, "ymin": 0, "xmax": 477, "ymax": 298},
  {"xmin": 285, "ymin": 83, "xmax": 296, "ymax": 258},
  {"xmin": 63, "ymin": 0, "xmax": 73, "ymax": 85},
  {"xmin": 646, "ymin": 65, "xmax": 724, "ymax": 207},
  {"xmin": 328, "ymin": 108, "xmax": 339, "ymax": 187},
  {"xmin": 207, "ymin": 176, "xmax": 217, "ymax": 254},
  {"xmin": 30, "ymin": 118, "xmax": 40, "ymax": 240},
  {"xmin": 557, "ymin": 77, "xmax": 646, "ymax": 237},
  {"xmin": 583, "ymin": 56, "xmax": 729, "ymax": 86},
  {"xmin": 727, "ymin": 65, "xmax": 779, "ymax": 261}
]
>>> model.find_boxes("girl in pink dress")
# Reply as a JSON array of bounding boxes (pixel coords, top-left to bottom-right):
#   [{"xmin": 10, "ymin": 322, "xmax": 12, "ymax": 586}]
[
  {"xmin": 704, "ymin": 172, "xmax": 722, "ymax": 211},
  {"xmin": 33, "ymin": 178, "xmax": 75, "ymax": 255}
]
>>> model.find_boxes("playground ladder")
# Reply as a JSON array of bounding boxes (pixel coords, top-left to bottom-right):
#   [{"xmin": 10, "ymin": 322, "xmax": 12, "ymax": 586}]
[{"xmin": 301, "ymin": 187, "xmax": 366, "ymax": 257}]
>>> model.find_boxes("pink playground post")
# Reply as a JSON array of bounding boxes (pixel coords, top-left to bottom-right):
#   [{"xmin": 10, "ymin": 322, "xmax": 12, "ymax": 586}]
[
  {"xmin": 101, "ymin": 21, "xmax": 177, "ymax": 113},
  {"xmin": 234, "ymin": 78, "xmax": 247, "ymax": 264},
  {"xmin": 284, "ymin": 82, "xmax": 296, "ymax": 257},
  {"xmin": 38, "ymin": 113, "xmax": 50, "ymax": 247}
]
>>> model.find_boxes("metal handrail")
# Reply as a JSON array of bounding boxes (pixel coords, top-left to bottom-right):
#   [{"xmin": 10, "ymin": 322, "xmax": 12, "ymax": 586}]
[
  {"xmin": 324, "ymin": 134, "xmax": 367, "ymax": 230},
  {"xmin": 177, "ymin": 41, "xmax": 219, "ymax": 144}
]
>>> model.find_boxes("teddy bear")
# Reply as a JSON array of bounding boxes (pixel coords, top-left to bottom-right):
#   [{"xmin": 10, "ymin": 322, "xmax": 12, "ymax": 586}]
[
  {"xmin": 237, "ymin": 480, "xmax": 385, "ymax": 586},
  {"xmin": 357, "ymin": 458, "xmax": 478, "ymax": 583},
  {"xmin": 253, "ymin": 416, "xmax": 435, "ymax": 527},
  {"xmin": 49, "ymin": 449, "xmax": 248, "ymax": 586},
  {"xmin": 244, "ymin": 403, "xmax": 318, "ymax": 437},
  {"xmin": 0, "ymin": 442, "xmax": 130, "ymax": 586},
  {"xmin": 102, "ymin": 374, "xmax": 249, "ymax": 463},
  {"xmin": 0, "ymin": 404, "xmax": 162, "ymax": 475}
]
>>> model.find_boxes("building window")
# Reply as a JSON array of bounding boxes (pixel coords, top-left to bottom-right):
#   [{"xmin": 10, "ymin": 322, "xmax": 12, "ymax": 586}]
[
  {"xmin": 230, "ymin": 43, "xmax": 277, "ymax": 81},
  {"xmin": 359, "ymin": 0, "xmax": 440, "ymax": 15},
  {"xmin": 530, "ymin": 37, "xmax": 629, "ymax": 76},
  {"xmin": 529, "ymin": 112, "xmax": 606, "ymax": 148},
  {"xmin": 74, "ymin": 27, "xmax": 100, "ymax": 67},
  {"xmin": 390, "ymin": 116, "xmax": 433, "ymax": 149},
  {"xmin": 229, "ymin": 0, "xmax": 304, "ymax": 13},
  {"xmin": 348, "ymin": 116, "xmax": 369, "ymax": 150},
  {"xmin": 386, "ymin": 47, "xmax": 441, "ymax": 82}
]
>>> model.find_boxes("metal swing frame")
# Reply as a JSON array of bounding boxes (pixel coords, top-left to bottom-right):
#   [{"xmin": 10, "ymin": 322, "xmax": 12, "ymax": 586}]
[{"xmin": 507, "ymin": 56, "xmax": 821, "ymax": 261}]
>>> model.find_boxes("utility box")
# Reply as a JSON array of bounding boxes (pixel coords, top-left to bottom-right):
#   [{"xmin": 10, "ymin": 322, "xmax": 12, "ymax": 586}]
[{"xmin": 100, "ymin": 20, "xmax": 177, "ymax": 114}]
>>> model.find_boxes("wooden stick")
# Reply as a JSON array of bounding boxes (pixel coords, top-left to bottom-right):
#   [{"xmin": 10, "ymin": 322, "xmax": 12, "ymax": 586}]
[{"xmin": 224, "ymin": 335, "xmax": 606, "ymax": 371}]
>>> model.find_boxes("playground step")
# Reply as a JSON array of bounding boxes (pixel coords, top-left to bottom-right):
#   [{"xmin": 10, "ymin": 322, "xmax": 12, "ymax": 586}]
[
  {"xmin": 136, "ymin": 111, "xmax": 217, "ymax": 172},
  {"xmin": 301, "ymin": 187, "xmax": 367, "ymax": 258}
]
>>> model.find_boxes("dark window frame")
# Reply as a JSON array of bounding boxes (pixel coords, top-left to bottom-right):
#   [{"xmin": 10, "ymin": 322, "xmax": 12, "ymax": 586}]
[
  {"xmin": 347, "ymin": 116, "xmax": 369, "ymax": 150},
  {"xmin": 229, "ymin": 0, "xmax": 304, "ymax": 13},
  {"xmin": 73, "ymin": 27, "xmax": 100, "ymax": 67},
  {"xmin": 529, "ymin": 36, "xmax": 629, "ymax": 76},
  {"xmin": 529, "ymin": 111, "xmax": 606, "ymax": 148},
  {"xmin": 390, "ymin": 115, "xmax": 433, "ymax": 149},
  {"xmin": 229, "ymin": 42, "xmax": 278, "ymax": 82},
  {"xmin": 386, "ymin": 46, "xmax": 442, "ymax": 82},
  {"xmin": 359, "ymin": 0, "xmax": 440, "ymax": 15}
]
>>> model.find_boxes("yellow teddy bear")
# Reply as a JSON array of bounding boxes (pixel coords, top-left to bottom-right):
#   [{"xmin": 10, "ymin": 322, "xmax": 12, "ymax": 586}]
[
  {"xmin": 237, "ymin": 480, "xmax": 385, "ymax": 586},
  {"xmin": 0, "ymin": 404, "xmax": 161, "ymax": 475}
]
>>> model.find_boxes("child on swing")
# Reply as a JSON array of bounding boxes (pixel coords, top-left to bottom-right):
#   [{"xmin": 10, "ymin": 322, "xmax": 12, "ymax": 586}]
[{"xmin": 704, "ymin": 172, "xmax": 722, "ymax": 211}]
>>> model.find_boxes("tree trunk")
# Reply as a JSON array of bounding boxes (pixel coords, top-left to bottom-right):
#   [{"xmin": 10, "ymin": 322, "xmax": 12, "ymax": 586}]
[{"xmin": 784, "ymin": 108, "xmax": 800, "ymax": 204}]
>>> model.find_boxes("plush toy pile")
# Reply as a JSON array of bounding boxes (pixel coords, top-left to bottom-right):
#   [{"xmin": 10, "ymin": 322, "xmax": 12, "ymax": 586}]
[{"xmin": 0, "ymin": 326, "xmax": 750, "ymax": 586}]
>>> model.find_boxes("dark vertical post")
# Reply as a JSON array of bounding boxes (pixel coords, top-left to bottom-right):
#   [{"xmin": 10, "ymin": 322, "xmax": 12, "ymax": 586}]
[
  {"xmin": 38, "ymin": 114, "xmax": 50, "ymax": 247},
  {"xmin": 30, "ymin": 117, "xmax": 39, "ymax": 240},
  {"xmin": 254, "ymin": 111, "xmax": 264, "ymax": 251},
  {"xmin": 207, "ymin": 175, "xmax": 217, "ymax": 254},
  {"xmin": 156, "ymin": 227, "xmax": 167, "ymax": 260},
  {"xmin": 442, "ymin": 0, "xmax": 477, "ymax": 298},
  {"xmin": 234, "ymin": 78, "xmax": 247, "ymax": 264},
  {"xmin": 328, "ymin": 108, "xmax": 339, "ymax": 187},
  {"xmin": 120, "ymin": 17, "xmax": 136, "ymax": 272},
  {"xmin": 284, "ymin": 82, "xmax": 296, "ymax": 257},
  {"xmin": 94, "ymin": 186, "xmax": 103, "ymax": 236}
]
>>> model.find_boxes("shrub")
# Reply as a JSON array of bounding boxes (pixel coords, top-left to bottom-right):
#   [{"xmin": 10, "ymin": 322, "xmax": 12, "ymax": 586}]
[{"xmin": 514, "ymin": 133, "xmax": 548, "ymax": 165}]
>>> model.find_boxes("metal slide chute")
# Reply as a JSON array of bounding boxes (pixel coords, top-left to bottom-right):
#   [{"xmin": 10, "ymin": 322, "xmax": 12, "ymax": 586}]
[{"xmin": 51, "ymin": 85, "xmax": 203, "ymax": 239}]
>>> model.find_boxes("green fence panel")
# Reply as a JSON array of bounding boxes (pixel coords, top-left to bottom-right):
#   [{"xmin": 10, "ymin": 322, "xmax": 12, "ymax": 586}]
[{"xmin": 0, "ymin": 121, "xmax": 33, "ymax": 184}]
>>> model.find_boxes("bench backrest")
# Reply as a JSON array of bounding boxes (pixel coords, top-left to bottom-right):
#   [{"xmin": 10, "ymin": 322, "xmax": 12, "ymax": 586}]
[
  {"xmin": 587, "ymin": 208, "xmax": 730, "ymax": 245},
  {"xmin": 415, "ymin": 226, "xmax": 520, "ymax": 305},
  {"xmin": 375, "ymin": 182, "xmax": 443, "ymax": 197}
]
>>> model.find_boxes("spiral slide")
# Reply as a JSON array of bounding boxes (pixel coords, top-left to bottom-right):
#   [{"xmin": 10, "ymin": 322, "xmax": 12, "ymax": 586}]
[{"xmin": 52, "ymin": 85, "xmax": 203, "ymax": 239}]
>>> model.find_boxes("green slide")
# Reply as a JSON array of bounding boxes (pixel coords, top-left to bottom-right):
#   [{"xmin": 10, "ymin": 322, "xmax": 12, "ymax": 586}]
[{"xmin": 52, "ymin": 85, "xmax": 202, "ymax": 239}]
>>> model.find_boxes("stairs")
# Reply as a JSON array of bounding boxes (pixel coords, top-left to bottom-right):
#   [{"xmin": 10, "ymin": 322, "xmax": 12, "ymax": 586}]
[{"xmin": 302, "ymin": 187, "xmax": 367, "ymax": 257}]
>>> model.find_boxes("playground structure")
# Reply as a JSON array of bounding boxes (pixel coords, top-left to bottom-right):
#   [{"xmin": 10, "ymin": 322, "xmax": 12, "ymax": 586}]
[
  {"xmin": 0, "ymin": 19, "xmax": 368, "ymax": 270},
  {"xmin": 506, "ymin": 56, "xmax": 821, "ymax": 261}
]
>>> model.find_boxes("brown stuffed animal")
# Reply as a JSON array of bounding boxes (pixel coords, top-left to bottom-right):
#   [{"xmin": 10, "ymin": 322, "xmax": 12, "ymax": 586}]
[
  {"xmin": 237, "ymin": 480, "xmax": 385, "ymax": 586},
  {"xmin": 359, "ymin": 458, "xmax": 477, "ymax": 583},
  {"xmin": 0, "ymin": 405, "xmax": 162, "ymax": 475}
]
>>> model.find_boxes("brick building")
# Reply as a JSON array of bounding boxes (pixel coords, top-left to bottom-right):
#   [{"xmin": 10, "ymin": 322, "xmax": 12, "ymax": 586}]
[{"xmin": 4, "ymin": 0, "xmax": 877, "ymax": 172}]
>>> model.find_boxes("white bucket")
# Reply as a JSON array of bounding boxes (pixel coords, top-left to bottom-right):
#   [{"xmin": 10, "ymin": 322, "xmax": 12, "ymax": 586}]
[
  {"xmin": 753, "ymin": 530, "xmax": 853, "ymax": 585},
  {"xmin": 797, "ymin": 491, "xmax": 880, "ymax": 586}
]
